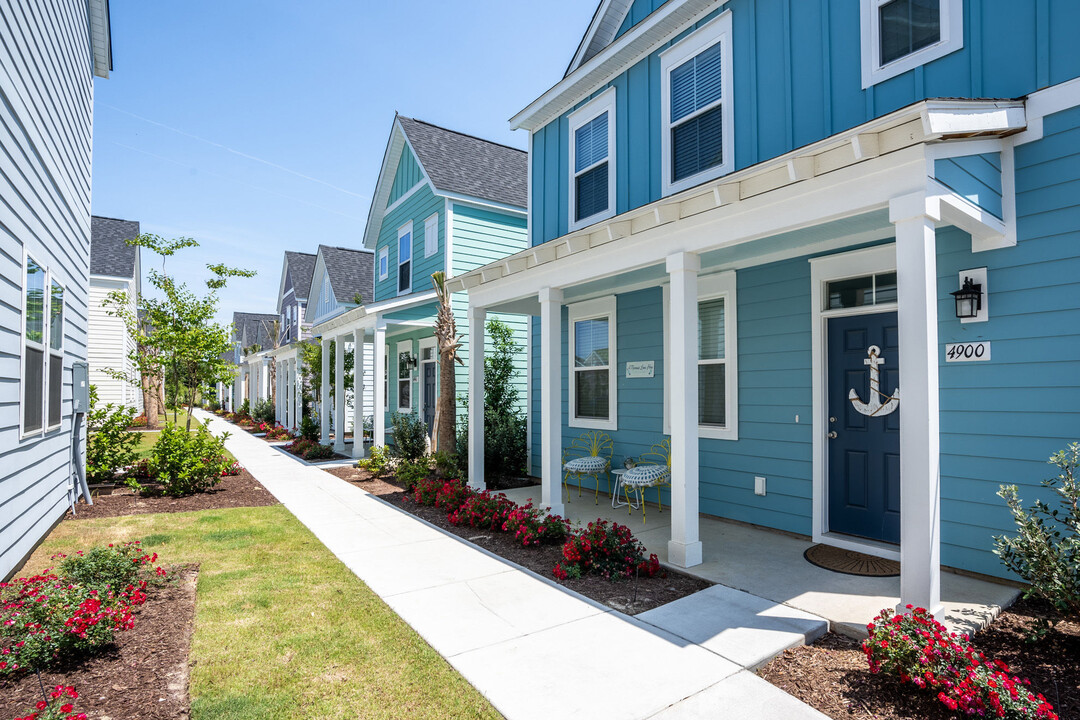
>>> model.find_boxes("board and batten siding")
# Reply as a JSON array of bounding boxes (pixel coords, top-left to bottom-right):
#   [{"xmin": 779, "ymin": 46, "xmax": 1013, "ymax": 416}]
[
  {"xmin": 0, "ymin": 0, "xmax": 97, "ymax": 579},
  {"xmin": 88, "ymin": 277, "xmax": 142, "ymax": 411},
  {"xmin": 388, "ymin": 144, "xmax": 423, "ymax": 207},
  {"xmin": 531, "ymin": 0, "xmax": 1080, "ymax": 247}
]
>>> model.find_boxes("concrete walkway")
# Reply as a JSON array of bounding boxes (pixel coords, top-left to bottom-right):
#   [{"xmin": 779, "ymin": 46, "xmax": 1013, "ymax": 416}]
[{"xmin": 197, "ymin": 411, "xmax": 828, "ymax": 719}]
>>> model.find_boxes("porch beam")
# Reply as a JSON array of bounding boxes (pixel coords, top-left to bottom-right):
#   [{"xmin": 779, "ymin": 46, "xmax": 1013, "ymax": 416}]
[
  {"xmin": 539, "ymin": 287, "xmax": 565, "ymax": 518},
  {"xmin": 467, "ymin": 305, "xmax": 486, "ymax": 491},
  {"xmin": 352, "ymin": 328, "xmax": 366, "ymax": 459},
  {"xmin": 334, "ymin": 333, "xmax": 347, "ymax": 455},
  {"xmin": 890, "ymin": 192, "xmax": 943, "ymax": 615},
  {"xmin": 320, "ymin": 337, "xmax": 331, "ymax": 445},
  {"xmin": 666, "ymin": 252, "xmax": 703, "ymax": 568},
  {"xmin": 373, "ymin": 321, "xmax": 387, "ymax": 448}
]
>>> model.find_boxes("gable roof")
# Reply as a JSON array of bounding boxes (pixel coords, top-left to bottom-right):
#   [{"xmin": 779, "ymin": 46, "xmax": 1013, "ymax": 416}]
[
  {"xmin": 566, "ymin": 0, "xmax": 636, "ymax": 77},
  {"xmin": 363, "ymin": 116, "xmax": 527, "ymax": 249},
  {"xmin": 284, "ymin": 251, "xmax": 317, "ymax": 300},
  {"xmin": 90, "ymin": 216, "xmax": 140, "ymax": 279},
  {"xmin": 232, "ymin": 312, "xmax": 277, "ymax": 351},
  {"xmin": 317, "ymin": 245, "xmax": 374, "ymax": 305}
]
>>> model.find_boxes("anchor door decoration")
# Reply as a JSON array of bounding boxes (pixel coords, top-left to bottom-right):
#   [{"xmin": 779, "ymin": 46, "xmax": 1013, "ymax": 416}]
[{"xmin": 827, "ymin": 313, "xmax": 901, "ymax": 544}]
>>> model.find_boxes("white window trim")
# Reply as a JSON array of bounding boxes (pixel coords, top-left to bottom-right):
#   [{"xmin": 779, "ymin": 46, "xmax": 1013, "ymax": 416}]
[
  {"xmin": 424, "ymin": 213, "xmax": 439, "ymax": 258},
  {"xmin": 660, "ymin": 11, "xmax": 735, "ymax": 198},
  {"xmin": 663, "ymin": 270, "xmax": 738, "ymax": 441},
  {"xmin": 397, "ymin": 222, "xmax": 413, "ymax": 296},
  {"xmin": 860, "ymin": 0, "xmax": 963, "ymax": 89},
  {"xmin": 378, "ymin": 247, "xmax": 388, "ymax": 281},
  {"xmin": 568, "ymin": 87, "xmax": 617, "ymax": 232},
  {"xmin": 20, "ymin": 251, "xmax": 46, "ymax": 440},
  {"xmin": 568, "ymin": 295, "xmax": 618, "ymax": 431},
  {"xmin": 46, "ymin": 279, "xmax": 64, "ymax": 432},
  {"xmin": 396, "ymin": 340, "xmax": 413, "ymax": 412},
  {"xmin": 418, "ymin": 335, "xmax": 438, "ymax": 423}
]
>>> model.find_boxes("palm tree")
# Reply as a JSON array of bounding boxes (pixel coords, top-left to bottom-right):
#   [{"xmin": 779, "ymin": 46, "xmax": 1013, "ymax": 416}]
[{"xmin": 430, "ymin": 271, "xmax": 463, "ymax": 454}]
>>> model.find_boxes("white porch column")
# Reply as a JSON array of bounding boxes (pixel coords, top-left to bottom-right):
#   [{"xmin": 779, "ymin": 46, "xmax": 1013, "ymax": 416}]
[
  {"xmin": 281, "ymin": 361, "xmax": 290, "ymax": 429},
  {"xmin": 667, "ymin": 252, "xmax": 703, "ymax": 569},
  {"xmin": 261, "ymin": 358, "xmax": 270, "ymax": 401},
  {"xmin": 467, "ymin": 305, "xmax": 486, "ymax": 490},
  {"xmin": 352, "ymin": 328, "xmax": 367, "ymax": 459},
  {"xmin": 539, "ymin": 288, "xmax": 565, "ymax": 518},
  {"xmin": 373, "ymin": 320, "xmax": 387, "ymax": 448},
  {"xmin": 275, "ymin": 361, "xmax": 282, "ymax": 423},
  {"xmin": 320, "ymin": 336, "xmax": 331, "ymax": 445},
  {"xmin": 891, "ymin": 193, "xmax": 943, "ymax": 615},
  {"xmin": 294, "ymin": 355, "xmax": 304, "ymax": 431},
  {"xmin": 334, "ymin": 332, "xmax": 347, "ymax": 454}
]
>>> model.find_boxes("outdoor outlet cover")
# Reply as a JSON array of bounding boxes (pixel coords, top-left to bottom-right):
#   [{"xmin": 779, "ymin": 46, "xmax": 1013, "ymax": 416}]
[{"xmin": 755, "ymin": 476, "xmax": 767, "ymax": 496}]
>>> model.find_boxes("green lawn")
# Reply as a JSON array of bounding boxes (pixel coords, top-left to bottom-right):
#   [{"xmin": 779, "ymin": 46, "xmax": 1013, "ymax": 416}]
[
  {"xmin": 25, "ymin": 506, "xmax": 500, "ymax": 720},
  {"xmin": 131, "ymin": 412, "xmax": 236, "ymax": 463}
]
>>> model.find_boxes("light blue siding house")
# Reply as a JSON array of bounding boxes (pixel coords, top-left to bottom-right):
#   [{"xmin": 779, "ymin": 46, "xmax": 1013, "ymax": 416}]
[
  {"xmin": 1, "ymin": 0, "xmax": 112, "ymax": 579},
  {"xmin": 449, "ymin": 0, "xmax": 1080, "ymax": 614},
  {"xmin": 336, "ymin": 116, "xmax": 529, "ymax": 453}
]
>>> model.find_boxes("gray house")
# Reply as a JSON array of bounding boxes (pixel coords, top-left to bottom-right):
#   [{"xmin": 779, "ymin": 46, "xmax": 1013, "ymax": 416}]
[
  {"xmin": 277, "ymin": 251, "xmax": 316, "ymax": 346},
  {"xmin": 89, "ymin": 216, "xmax": 142, "ymax": 412},
  {"xmin": 1, "ymin": 0, "xmax": 112, "ymax": 580},
  {"xmin": 229, "ymin": 311, "xmax": 277, "ymax": 412}
]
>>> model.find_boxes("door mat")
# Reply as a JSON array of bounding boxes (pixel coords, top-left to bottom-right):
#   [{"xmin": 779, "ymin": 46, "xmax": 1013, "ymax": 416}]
[{"xmin": 803, "ymin": 544, "xmax": 900, "ymax": 577}]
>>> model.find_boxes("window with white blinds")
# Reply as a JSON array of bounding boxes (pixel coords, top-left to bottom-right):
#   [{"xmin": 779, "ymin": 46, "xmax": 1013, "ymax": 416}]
[
  {"xmin": 568, "ymin": 89, "xmax": 616, "ymax": 231},
  {"xmin": 568, "ymin": 296, "xmax": 617, "ymax": 430}
]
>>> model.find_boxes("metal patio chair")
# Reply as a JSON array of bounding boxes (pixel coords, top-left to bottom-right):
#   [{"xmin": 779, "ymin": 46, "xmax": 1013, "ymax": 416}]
[
  {"xmin": 562, "ymin": 431, "xmax": 613, "ymax": 504},
  {"xmin": 620, "ymin": 439, "xmax": 671, "ymax": 524}
]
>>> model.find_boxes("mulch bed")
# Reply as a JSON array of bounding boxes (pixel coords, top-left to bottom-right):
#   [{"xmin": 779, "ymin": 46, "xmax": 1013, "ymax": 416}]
[
  {"xmin": 758, "ymin": 597, "xmax": 1080, "ymax": 719},
  {"xmin": 324, "ymin": 466, "xmax": 712, "ymax": 615},
  {"xmin": 69, "ymin": 470, "xmax": 277, "ymax": 520},
  {"xmin": 0, "ymin": 565, "xmax": 198, "ymax": 720}
]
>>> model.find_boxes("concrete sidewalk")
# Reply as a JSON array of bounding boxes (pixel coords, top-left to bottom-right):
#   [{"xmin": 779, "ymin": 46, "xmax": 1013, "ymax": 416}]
[{"xmin": 197, "ymin": 411, "xmax": 829, "ymax": 720}]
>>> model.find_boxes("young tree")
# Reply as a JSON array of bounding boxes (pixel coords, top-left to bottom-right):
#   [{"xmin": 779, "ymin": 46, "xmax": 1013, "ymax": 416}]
[
  {"xmin": 430, "ymin": 271, "xmax": 463, "ymax": 454},
  {"xmin": 104, "ymin": 234, "xmax": 255, "ymax": 432}
]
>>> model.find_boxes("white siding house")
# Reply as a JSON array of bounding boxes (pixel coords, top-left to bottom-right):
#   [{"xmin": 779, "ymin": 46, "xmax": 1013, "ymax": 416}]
[
  {"xmin": 0, "ymin": 0, "xmax": 112, "ymax": 580},
  {"xmin": 89, "ymin": 217, "xmax": 142, "ymax": 412}
]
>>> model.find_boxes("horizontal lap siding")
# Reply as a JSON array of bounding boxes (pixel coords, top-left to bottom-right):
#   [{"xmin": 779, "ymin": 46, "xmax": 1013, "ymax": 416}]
[
  {"xmin": 532, "ymin": 0, "xmax": 1080, "ymax": 246},
  {"xmin": 937, "ymin": 106, "xmax": 1080, "ymax": 579},
  {"xmin": 373, "ymin": 182, "xmax": 442, "ymax": 303},
  {"xmin": 934, "ymin": 153, "xmax": 1004, "ymax": 219},
  {"xmin": 88, "ymin": 280, "xmax": 139, "ymax": 409},
  {"xmin": 0, "ymin": 0, "xmax": 93, "ymax": 579}
]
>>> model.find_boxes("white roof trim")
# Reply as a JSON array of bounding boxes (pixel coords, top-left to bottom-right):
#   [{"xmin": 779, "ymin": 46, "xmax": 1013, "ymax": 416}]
[
  {"xmin": 511, "ymin": 0, "xmax": 728, "ymax": 132},
  {"xmin": 567, "ymin": 0, "xmax": 636, "ymax": 77},
  {"xmin": 88, "ymin": 0, "xmax": 111, "ymax": 79},
  {"xmin": 362, "ymin": 118, "xmax": 436, "ymax": 250}
]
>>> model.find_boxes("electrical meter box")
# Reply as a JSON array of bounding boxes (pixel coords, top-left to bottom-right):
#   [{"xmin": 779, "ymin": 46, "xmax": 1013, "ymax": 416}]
[{"xmin": 72, "ymin": 361, "xmax": 90, "ymax": 414}]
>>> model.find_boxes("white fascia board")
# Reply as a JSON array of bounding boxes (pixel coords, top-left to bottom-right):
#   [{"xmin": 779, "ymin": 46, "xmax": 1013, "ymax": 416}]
[
  {"xmin": 920, "ymin": 101, "xmax": 1026, "ymax": 136},
  {"xmin": 275, "ymin": 255, "xmax": 290, "ymax": 312},
  {"xmin": 511, "ymin": 0, "xmax": 729, "ymax": 132},
  {"xmin": 88, "ymin": 273, "xmax": 131, "ymax": 284},
  {"xmin": 1014, "ymin": 75, "xmax": 1080, "ymax": 145},
  {"xmin": 441, "ymin": 192, "xmax": 527, "ymax": 216},
  {"xmin": 89, "ymin": 0, "xmax": 111, "ymax": 79},
  {"xmin": 362, "ymin": 290, "xmax": 438, "ymax": 316},
  {"xmin": 363, "ymin": 122, "xmax": 440, "ymax": 249}
]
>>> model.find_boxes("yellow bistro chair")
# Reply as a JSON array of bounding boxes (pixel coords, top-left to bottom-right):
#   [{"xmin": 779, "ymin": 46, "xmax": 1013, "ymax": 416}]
[
  {"xmin": 562, "ymin": 431, "xmax": 613, "ymax": 505},
  {"xmin": 620, "ymin": 439, "xmax": 671, "ymax": 524}
]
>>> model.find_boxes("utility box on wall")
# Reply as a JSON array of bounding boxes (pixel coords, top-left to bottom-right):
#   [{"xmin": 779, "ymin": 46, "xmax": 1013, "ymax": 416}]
[{"xmin": 72, "ymin": 362, "xmax": 90, "ymax": 414}]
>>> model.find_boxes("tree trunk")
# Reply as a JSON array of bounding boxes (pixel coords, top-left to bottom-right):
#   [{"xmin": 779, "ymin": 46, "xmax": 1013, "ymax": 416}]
[
  {"xmin": 141, "ymin": 373, "xmax": 159, "ymax": 430},
  {"xmin": 437, "ymin": 355, "xmax": 456, "ymax": 454}
]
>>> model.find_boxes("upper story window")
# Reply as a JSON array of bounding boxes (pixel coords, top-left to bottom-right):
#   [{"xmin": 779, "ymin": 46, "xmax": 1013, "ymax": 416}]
[
  {"xmin": 861, "ymin": 0, "xmax": 962, "ymax": 88},
  {"xmin": 424, "ymin": 213, "xmax": 439, "ymax": 258},
  {"xmin": 568, "ymin": 88, "xmax": 616, "ymax": 231},
  {"xmin": 397, "ymin": 223, "xmax": 412, "ymax": 295},
  {"xmin": 661, "ymin": 12, "xmax": 734, "ymax": 197},
  {"xmin": 378, "ymin": 247, "xmax": 388, "ymax": 281}
]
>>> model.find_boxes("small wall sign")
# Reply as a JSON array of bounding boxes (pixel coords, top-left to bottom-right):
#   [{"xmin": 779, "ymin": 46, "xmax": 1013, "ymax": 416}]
[
  {"xmin": 945, "ymin": 342, "xmax": 990, "ymax": 362},
  {"xmin": 625, "ymin": 361, "xmax": 655, "ymax": 378}
]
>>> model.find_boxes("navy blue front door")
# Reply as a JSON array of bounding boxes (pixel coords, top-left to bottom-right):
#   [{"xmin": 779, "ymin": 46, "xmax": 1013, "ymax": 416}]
[{"xmin": 827, "ymin": 312, "xmax": 901, "ymax": 544}]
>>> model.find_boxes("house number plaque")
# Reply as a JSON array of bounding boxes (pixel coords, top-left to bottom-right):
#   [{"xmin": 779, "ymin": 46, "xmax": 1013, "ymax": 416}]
[
  {"xmin": 625, "ymin": 361, "xmax": 655, "ymax": 378},
  {"xmin": 945, "ymin": 342, "xmax": 990, "ymax": 362}
]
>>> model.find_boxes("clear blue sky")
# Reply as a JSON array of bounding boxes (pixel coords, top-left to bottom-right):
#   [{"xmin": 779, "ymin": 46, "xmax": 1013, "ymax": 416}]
[{"xmin": 91, "ymin": 0, "xmax": 598, "ymax": 324}]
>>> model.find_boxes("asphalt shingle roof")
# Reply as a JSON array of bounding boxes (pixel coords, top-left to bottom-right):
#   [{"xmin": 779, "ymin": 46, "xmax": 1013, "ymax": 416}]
[
  {"xmin": 232, "ymin": 312, "xmax": 277, "ymax": 352},
  {"xmin": 319, "ymin": 245, "xmax": 374, "ymax": 306},
  {"xmin": 398, "ymin": 116, "xmax": 527, "ymax": 209},
  {"xmin": 90, "ymin": 216, "xmax": 140, "ymax": 278},
  {"xmin": 284, "ymin": 251, "xmax": 317, "ymax": 300}
]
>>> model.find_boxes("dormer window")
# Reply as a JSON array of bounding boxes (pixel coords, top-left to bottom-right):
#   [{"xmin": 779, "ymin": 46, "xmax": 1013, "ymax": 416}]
[
  {"xmin": 861, "ymin": 0, "xmax": 962, "ymax": 88},
  {"xmin": 568, "ymin": 88, "xmax": 616, "ymax": 231},
  {"xmin": 660, "ymin": 12, "xmax": 734, "ymax": 197}
]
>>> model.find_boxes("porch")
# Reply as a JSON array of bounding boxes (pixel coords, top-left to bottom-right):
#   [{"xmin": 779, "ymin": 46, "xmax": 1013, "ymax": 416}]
[{"xmin": 502, "ymin": 485, "xmax": 1018, "ymax": 639}]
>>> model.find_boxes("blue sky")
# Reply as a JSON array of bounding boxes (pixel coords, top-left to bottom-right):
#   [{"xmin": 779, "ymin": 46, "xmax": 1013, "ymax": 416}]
[{"xmin": 91, "ymin": 0, "xmax": 598, "ymax": 323}]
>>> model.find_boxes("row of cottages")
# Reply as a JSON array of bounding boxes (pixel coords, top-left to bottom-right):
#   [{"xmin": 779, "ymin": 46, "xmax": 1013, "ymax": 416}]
[
  {"xmin": 0, "ymin": 0, "xmax": 112, "ymax": 579},
  {"xmin": 88, "ymin": 216, "xmax": 142, "ymax": 413},
  {"xmin": 447, "ymin": 0, "xmax": 1080, "ymax": 615}
]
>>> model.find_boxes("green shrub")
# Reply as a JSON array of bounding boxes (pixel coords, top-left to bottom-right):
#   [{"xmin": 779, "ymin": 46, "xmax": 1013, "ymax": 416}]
[
  {"xmin": 238, "ymin": 399, "xmax": 250, "ymax": 418},
  {"xmin": 395, "ymin": 459, "xmax": 429, "ymax": 490},
  {"xmin": 358, "ymin": 445, "xmax": 392, "ymax": 477},
  {"xmin": 57, "ymin": 541, "xmax": 158, "ymax": 591},
  {"xmin": 391, "ymin": 413, "xmax": 428, "ymax": 462},
  {"xmin": 299, "ymin": 414, "xmax": 320, "ymax": 442},
  {"xmin": 145, "ymin": 424, "xmax": 231, "ymax": 496},
  {"xmin": 995, "ymin": 442, "xmax": 1080, "ymax": 622},
  {"xmin": 86, "ymin": 386, "xmax": 142, "ymax": 483},
  {"xmin": 431, "ymin": 450, "xmax": 461, "ymax": 479},
  {"xmin": 252, "ymin": 398, "xmax": 275, "ymax": 424}
]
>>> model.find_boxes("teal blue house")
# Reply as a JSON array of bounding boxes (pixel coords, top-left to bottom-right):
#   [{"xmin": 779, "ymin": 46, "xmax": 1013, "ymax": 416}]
[
  {"xmin": 354, "ymin": 116, "xmax": 529, "ymax": 448},
  {"xmin": 449, "ymin": 0, "xmax": 1080, "ymax": 616}
]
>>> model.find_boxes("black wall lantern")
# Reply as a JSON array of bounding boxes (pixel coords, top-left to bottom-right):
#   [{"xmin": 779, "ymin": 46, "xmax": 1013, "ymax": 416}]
[
  {"xmin": 951, "ymin": 276, "xmax": 983, "ymax": 319},
  {"xmin": 398, "ymin": 351, "xmax": 417, "ymax": 376}
]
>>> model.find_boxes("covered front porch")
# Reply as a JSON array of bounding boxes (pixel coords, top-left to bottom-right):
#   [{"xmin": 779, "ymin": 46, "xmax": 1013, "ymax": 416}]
[{"xmin": 450, "ymin": 99, "xmax": 1027, "ymax": 617}]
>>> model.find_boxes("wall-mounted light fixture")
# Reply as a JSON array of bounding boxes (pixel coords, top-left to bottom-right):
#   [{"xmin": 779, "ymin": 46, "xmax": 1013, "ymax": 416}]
[{"xmin": 953, "ymin": 268, "xmax": 989, "ymax": 323}]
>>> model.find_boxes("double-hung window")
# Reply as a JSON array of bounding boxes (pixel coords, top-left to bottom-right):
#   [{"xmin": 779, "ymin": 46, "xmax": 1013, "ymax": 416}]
[
  {"xmin": 664, "ymin": 271, "xmax": 738, "ymax": 440},
  {"xmin": 568, "ymin": 297, "xmax": 617, "ymax": 431},
  {"xmin": 424, "ymin": 213, "xmax": 438, "ymax": 258},
  {"xmin": 397, "ymin": 223, "xmax": 412, "ymax": 295},
  {"xmin": 860, "ymin": 0, "xmax": 962, "ymax": 87},
  {"xmin": 396, "ymin": 341, "xmax": 412, "ymax": 412},
  {"xmin": 568, "ymin": 88, "xmax": 616, "ymax": 231},
  {"xmin": 378, "ymin": 247, "xmax": 388, "ymax": 281},
  {"xmin": 47, "ymin": 281, "xmax": 64, "ymax": 430},
  {"xmin": 22, "ymin": 256, "xmax": 65, "ymax": 437},
  {"xmin": 661, "ymin": 12, "xmax": 734, "ymax": 196}
]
